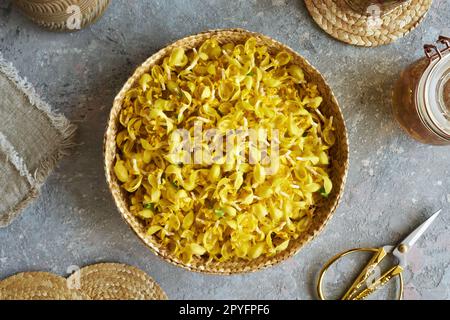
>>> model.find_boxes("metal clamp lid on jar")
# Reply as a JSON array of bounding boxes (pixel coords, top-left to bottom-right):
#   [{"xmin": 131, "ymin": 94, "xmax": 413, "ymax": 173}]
[{"xmin": 416, "ymin": 36, "xmax": 450, "ymax": 141}]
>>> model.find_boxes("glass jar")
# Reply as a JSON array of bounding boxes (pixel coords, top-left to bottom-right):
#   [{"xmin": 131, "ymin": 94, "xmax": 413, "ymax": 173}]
[{"xmin": 392, "ymin": 36, "xmax": 450, "ymax": 145}]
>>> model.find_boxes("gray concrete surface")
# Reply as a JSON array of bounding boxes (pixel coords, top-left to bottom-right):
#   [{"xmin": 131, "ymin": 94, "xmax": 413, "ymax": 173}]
[{"xmin": 0, "ymin": 0, "xmax": 449, "ymax": 300}]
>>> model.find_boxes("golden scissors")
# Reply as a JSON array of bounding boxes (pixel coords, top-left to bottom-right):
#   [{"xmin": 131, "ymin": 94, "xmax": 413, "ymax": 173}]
[{"xmin": 317, "ymin": 209, "xmax": 442, "ymax": 300}]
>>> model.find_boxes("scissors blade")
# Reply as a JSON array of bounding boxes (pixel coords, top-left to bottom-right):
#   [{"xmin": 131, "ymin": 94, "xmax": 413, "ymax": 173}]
[{"xmin": 398, "ymin": 209, "xmax": 442, "ymax": 250}]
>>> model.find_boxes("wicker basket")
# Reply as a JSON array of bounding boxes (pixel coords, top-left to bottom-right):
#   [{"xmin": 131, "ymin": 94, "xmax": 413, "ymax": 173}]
[
  {"xmin": 14, "ymin": 0, "xmax": 110, "ymax": 31},
  {"xmin": 104, "ymin": 29, "xmax": 349, "ymax": 274}
]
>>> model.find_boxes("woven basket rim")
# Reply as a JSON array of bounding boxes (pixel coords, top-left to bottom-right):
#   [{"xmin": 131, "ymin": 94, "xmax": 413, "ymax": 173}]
[
  {"xmin": 14, "ymin": 0, "xmax": 111, "ymax": 32},
  {"xmin": 104, "ymin": 28, "xmax": 349, "ymax": 274}
]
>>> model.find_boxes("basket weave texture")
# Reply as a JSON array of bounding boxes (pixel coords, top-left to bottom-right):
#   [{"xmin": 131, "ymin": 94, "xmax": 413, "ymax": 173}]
[
  {"xmin": 304, "ymin": 0, "xmax": 433, "ymax": 47},
  {"xmin": 0, "ymin": 264, "xmax": 167, "ymax": 300},
  {"xmin": 14, "ymin": 0, "xmax": 110, "ymax": 31},
  {"xmin": 0, "ymin": 272, "xmax": 87, "ymax": 300},
  {"xmin": 104, "ymin": 29, "xmax": 349, "ymax": 274},
  {"xmin": 67, "ymin": 263, "xmax": 167, "ymax": 300}
]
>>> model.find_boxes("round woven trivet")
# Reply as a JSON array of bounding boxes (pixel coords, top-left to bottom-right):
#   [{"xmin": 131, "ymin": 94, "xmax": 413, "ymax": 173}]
[
  {"xmin": 104, "ymin": 28, "xmax": 349, "ymax": 274},
  {"xmin": 14, "ymin": 0, "xmax": 110, "ymax": 31},
  {"xmin": 304, "ymin": 0, "xmax": 433, "ymax": 47},
  {"xmin": 67, "ymin": 263, "xmax": 168, "ymax": 300},
  {"xmin": 0, "ymin": 272, "xmax": 87, "ymax": 300}
]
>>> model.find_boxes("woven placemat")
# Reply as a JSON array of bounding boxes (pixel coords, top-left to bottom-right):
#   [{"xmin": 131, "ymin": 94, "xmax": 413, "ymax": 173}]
[
  {"xmin": 0, "ymin": 272, "xmax": 87, "ymax": 300},
  {"xmin": 67, "ymin": 263, "xmax": 167, "ymax": 300},
  {"xmin": 304, "ymin": 0, "xmax": 433, "ymax": 47}
]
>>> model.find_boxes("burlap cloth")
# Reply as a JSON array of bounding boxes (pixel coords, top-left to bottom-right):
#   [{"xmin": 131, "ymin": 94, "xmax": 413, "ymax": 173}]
[{"xmin": 0, "ymin": 53, "xmax": 76, "ymax": 227}]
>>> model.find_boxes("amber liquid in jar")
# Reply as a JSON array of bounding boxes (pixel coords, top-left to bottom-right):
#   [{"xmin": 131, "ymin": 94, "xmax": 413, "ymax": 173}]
[
  {"xmin": 392, "ymin": 58, "xmax": 450, "ymax": 145},
  {"xmin": 443, "ymin": 76, "xmax": 450, "ymax": 111}
]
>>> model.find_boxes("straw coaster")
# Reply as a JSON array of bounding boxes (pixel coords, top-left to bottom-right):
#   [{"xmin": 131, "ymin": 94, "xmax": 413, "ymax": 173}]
[
  {"xmin": 0, "ymin": 272, "xmax": 87, "ymax": 300},
  {"xmin": 67, "ymin": 263, "xmax": 167, "ymax": 300},
  {"xmin": 304, "ymin": 0, "xmax": 433, "ymax": 47}
]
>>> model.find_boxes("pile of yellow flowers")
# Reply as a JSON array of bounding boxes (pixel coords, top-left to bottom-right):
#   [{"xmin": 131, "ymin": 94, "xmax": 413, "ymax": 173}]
[{"xmin": 114, "ymin": 37, "xmax": 335, "ymax": 263}]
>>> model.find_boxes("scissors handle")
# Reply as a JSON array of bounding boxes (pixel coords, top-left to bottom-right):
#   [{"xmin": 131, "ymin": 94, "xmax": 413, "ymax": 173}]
[
  {"xmin": 317, "ymin": 247, "xmax": 404, "ymax": 300},
  {"xmin": 342, "ymin": 247, "xmax": 387, "ymax": 300},
  {"xmin": 353, "ymin": 265, "xmax": 404, "ymax": 300}
]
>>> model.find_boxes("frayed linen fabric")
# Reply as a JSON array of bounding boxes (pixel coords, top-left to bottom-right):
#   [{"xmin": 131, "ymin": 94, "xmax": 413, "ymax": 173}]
[{"xmin": 0, "ymin": 53, "xmax": 76, "ymax": 227}]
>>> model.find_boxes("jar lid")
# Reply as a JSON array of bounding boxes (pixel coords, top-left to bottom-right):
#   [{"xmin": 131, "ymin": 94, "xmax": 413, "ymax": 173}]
[{"xmin": 417, "ymin": 37, "xmax": 450, "ymax": 140}]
